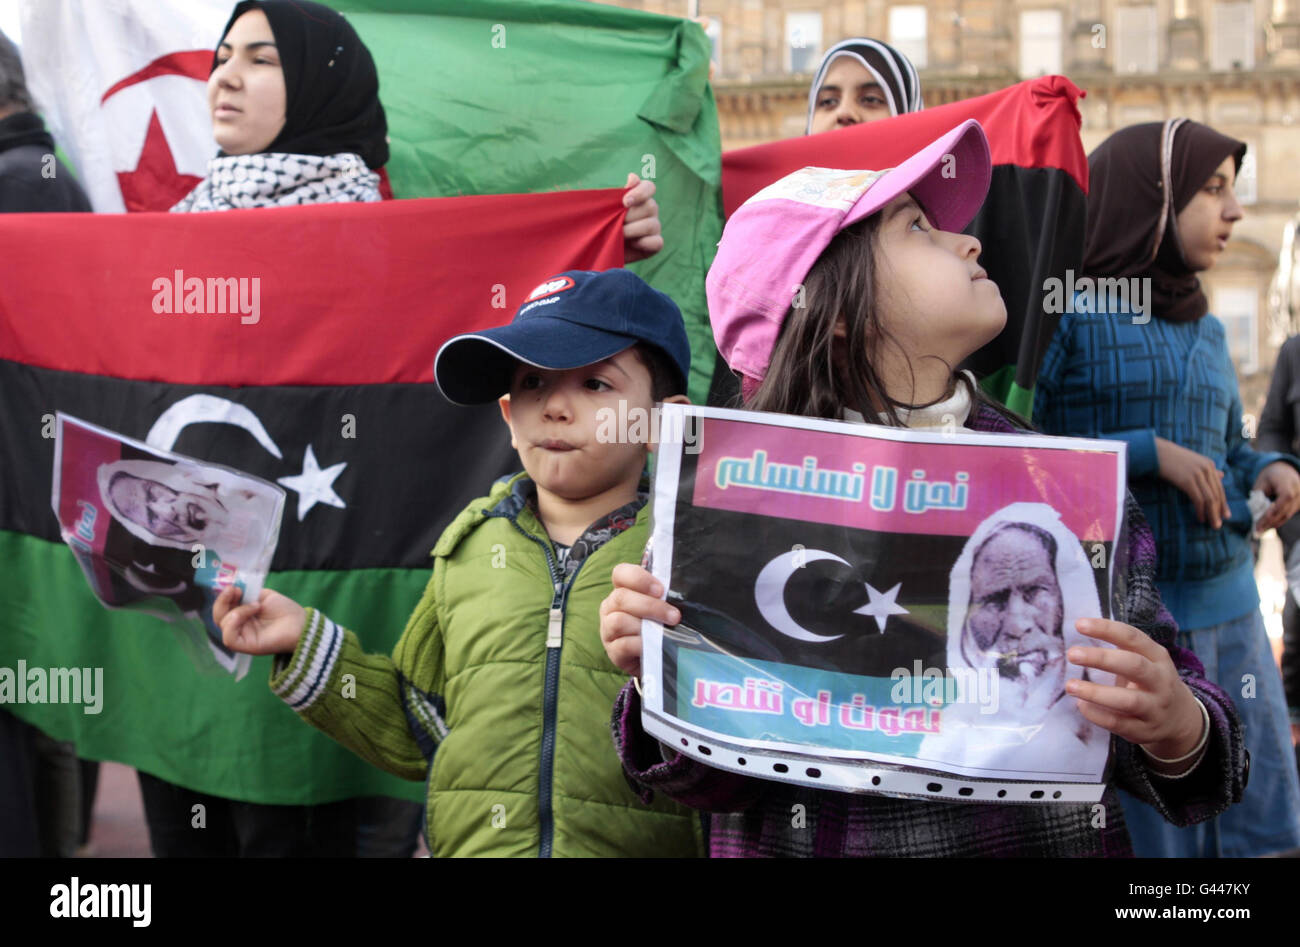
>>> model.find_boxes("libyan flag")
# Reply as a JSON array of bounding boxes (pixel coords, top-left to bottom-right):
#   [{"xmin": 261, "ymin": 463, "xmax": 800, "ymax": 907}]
[
  {"xmin": 0, "ymin": 190, "xmax": 625, "ymax": 804},
  {"xmin": 19, "ymin": 0, "xmax": 724, "ymax": 404},
  {"xmin": 715, "ymin": 76, "xmax": 1089, "ymax": 418},
  {"xmin": 10, "ymin": 0, "xmax": 721, "ymax": 806}
]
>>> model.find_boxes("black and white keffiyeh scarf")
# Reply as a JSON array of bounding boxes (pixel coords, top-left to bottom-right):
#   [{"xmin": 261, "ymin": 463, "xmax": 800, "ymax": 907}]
[{"xmin": 171, "ymin": 152, "xmax": 382, "ymax": 212}]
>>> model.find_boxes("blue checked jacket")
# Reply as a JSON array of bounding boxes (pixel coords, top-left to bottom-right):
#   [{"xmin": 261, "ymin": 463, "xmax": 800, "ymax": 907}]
[{"xmin": 1033, "ymin": 303, "xmax": 1300, "ymax": 630}]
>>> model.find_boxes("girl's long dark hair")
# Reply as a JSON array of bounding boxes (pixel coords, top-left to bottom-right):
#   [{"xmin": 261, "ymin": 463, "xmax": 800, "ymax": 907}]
[{"xmin": 743, "ymin": 215, "xmax": 1029, "ymax": 431}]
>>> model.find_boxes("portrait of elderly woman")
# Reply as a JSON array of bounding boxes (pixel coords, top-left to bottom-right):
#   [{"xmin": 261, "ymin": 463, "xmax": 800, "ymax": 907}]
[
  {"xmin": 96, "ymin": 458, "xmax": 281, "ymax": 576},
  {"xmin": 919, "ymin": 502, "xmax": 1114, "ymax": 779}
]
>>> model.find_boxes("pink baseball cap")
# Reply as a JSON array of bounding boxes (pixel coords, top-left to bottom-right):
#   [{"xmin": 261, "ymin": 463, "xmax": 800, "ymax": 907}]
[{"xmin": 707, "ymin": 119, "xmax": 992, "ymax": 393}]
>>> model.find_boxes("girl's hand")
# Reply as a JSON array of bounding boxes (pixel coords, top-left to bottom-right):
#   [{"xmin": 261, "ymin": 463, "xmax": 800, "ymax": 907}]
[
  {"xmin": 622, "ymin": 173, "xmax": 663, "ymax": 263},
  {"xmin": 214, "ymin": 585, "xmax": 307, "ymax": 656},
  {"xmin": 1155, "ymin": 437, "xmax": 1230, "ymax": 528},
  {"xmin": 1064, "ymin": 618, "xmax": 1206, "ymax": 766},
  {"xmin": 599, "ymin": 562, "xmax": 680, "ymax": 678},
  {"xmin": 1252, "ymin": 461, "xmax": 1300, "ymax": 532}
]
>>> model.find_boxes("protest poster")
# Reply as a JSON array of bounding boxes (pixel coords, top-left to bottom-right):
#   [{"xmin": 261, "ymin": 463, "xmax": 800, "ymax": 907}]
[
  {"xmin": 640, "ymin": 404, "xmax": 1127, "ymax": 803},
  {"xmin": 51, "ymin": 413, "xmax": 285, "ymax": 679}
]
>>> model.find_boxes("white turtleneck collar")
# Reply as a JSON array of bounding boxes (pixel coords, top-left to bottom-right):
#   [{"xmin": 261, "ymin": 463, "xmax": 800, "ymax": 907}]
[{"xmin": 842, "ymin": 371, "xmax": 975, "ymax": 430}]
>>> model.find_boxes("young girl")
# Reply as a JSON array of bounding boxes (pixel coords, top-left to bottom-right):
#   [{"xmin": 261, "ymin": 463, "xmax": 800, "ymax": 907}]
[
  {"xmin": 598, "ymin": 120, "xmax": 1247, "ymax": 856},
  {"xmin": 1034, "ymin": 119, "xmax": 1300, "ymax": 857}
]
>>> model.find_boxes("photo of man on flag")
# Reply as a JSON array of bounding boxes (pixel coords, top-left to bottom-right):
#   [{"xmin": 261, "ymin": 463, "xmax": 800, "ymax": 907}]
[{"xmin": 52, "ymin": 413, "xmax": 287, "ymax": 680}]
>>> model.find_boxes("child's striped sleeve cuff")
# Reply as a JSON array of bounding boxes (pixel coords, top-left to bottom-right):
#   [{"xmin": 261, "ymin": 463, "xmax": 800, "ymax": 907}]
[
  {"xmin": 400, "ymin": 675, "xmax": 447, "ymax": 763},
  {"xmin": 269, "ymin": 607, "xmax": 343, "ymax": 712}
]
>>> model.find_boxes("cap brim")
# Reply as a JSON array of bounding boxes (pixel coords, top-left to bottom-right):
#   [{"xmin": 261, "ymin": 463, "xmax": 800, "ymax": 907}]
[
  {"xmin": 433, "ymin": 317, "xmax": 638, "ymax": 405},
  {"xmin": 842, "ymin": 119, "xmax": 991, "ymax": 233}
]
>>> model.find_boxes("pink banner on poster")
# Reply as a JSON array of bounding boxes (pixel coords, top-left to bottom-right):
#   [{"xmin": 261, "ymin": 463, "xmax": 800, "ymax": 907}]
[
  {"xmin": 55, "ymin": 418, "xmax": 119, "ymax": 557},
  {"xmin": 690, "ymin": 417, "xmax": 1120, "ymax": 541},
  {"xmin": 55, "ymin": 418, "xmax": 122, "ymax": 601}
]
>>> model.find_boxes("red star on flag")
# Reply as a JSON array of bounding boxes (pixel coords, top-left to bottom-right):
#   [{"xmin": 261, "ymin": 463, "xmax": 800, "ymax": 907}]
[{"xmin": 115, "ymin": 109, "xmax": 203, "ymax": 212}]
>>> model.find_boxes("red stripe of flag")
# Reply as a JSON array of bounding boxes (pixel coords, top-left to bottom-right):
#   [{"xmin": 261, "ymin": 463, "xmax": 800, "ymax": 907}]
[
  {"xmin": 0, "ymin": 187, "xmax": 626, "ymax": 386},
  {"xmin": 722, "ymin": 76, "xmax": 1088, "ymax": 218}
]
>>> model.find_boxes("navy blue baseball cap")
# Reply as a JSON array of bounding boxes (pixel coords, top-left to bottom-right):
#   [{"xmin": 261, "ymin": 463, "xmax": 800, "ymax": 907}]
[{"xmin": 434, "ymin": 269, "xmax": 691, "ymax": 405}]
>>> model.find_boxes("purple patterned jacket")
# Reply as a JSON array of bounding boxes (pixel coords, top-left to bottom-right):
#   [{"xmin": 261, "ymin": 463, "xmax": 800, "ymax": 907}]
[{"xmin": 610, "ymin": 400, "xmax": 1249, "ymax": 857}]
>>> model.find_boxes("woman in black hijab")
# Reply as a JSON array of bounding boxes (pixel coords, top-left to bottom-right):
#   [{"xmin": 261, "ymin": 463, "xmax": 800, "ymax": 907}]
[
  {"xmin": 221, "ymin": 0, "xmax": 387, "ymax": 167},
  {"xmin": 173, "ymin": 0, "xmax": 387, "ymax": 210},
  {"xmin": 1034, "ymin": 119, "xmax": 1300, "ymax": 858},
  {"xmin": 1082, "ymin": 119, "xmax": 1243, "ymax": 324},
  {"xmin": 173, "ymin": 0, "xmax": 664, "ymax": 258}
]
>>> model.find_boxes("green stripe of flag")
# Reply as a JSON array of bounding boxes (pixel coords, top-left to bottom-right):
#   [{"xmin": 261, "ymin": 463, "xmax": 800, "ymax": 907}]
[{"xmin": 0, "ymin": 530, "xmax": 426, "ymax": 804}]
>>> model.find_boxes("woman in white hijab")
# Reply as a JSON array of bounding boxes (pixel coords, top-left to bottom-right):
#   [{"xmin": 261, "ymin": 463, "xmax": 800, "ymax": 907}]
[{"xmin": 805, "ymin": 37, "xmax": 923, "ymax": 135}]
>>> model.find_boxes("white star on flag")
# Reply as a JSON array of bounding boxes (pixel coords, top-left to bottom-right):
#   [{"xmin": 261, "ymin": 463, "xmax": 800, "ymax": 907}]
[
  {"xmin": 277, "ymin": 445, "xmax": 347, "ymax": 522},
  {"xmin": 853, "ymin": 582, "xmax": 909, "ymax": 634}
]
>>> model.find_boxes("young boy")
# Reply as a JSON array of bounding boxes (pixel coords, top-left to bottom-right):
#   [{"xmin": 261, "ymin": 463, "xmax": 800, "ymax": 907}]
[{"xmin": 214, "ymin": 269, "xmax": 703, "ymax": 857}]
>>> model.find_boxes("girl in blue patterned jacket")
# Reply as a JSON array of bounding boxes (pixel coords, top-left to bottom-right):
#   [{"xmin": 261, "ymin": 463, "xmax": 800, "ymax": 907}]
[{"xmin": 1034, "ymin": 119, "xmax": 1300, "ymax": 857}]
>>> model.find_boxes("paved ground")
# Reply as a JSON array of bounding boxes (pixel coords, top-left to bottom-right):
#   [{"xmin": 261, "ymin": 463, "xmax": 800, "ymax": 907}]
[
  {"xmin": 80, "ymin": 761, "xmax": 151, "ymax": 858},
  {"xmin": 81, "ymin": 761, "xmax": 428, "ymax": 857}
]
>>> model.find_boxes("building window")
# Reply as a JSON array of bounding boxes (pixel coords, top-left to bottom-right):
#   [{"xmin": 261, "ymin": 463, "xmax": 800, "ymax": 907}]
[
  {"xmin": 703, "ymin": 16, "xmax": 722, "ymax": 74},
  {"xmin": 1235, "ymin": 142, "xmax": 1258, "ymax": 205},
  {"xmin": 1020, "ymin": 9, "xmax": 1063, "ymax": 77},
  {"xmin": 1217, "ymin": 286, "xmax": 1259, "ymax": 373},
  {"xmin": 1118, "ymin": 104, "xmax": 1163, "ymax": 124},
  {"xmin": 888, "ymin": 6, "xmax": 928, "ymax": 69},
  {"xmin": 785, "ymin": 11, "xmax": 822, "ymax": 74},
  {"xmin": 1211, "ymin": 1, "xmax": 1255, "ymax": 70},
  {"xmin": 1114, "ymin": 5, "xmax": 1158, "ymax": 73}
]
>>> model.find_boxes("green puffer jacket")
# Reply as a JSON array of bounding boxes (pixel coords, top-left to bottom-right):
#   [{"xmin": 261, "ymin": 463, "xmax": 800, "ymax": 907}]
[{"xmin": 268, "ymin": 472, "xmax": 705, "ymax": 857}]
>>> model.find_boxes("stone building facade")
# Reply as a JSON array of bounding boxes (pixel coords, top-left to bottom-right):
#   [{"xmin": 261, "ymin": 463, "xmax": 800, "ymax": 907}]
[{"xmin": 614, "ymin": 0, "xmax": 1300, "ymax": 419}]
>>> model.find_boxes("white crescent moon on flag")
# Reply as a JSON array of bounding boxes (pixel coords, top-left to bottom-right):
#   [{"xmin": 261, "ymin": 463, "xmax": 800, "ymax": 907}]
[
  {"xmin": 146, "ymin": 394, "xmax": 284, "ymax": 458},
  {"xmin": 754, "ymin": 549, "xmax": 848, "ymax": 643}
]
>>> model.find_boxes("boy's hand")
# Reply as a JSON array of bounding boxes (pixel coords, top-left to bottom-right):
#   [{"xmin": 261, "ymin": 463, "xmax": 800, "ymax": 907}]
[
  {"xmin": 214, "ymin": 585, "xmax": 307, "ymax": 656},
  {"xmin": 622, "ymin": 173, "xmax": 663, "ymax": 263},
  {"xmin": 1064, "ymin": 618, "xmax": 1206, "ymax": 768},
  {"xmin": 599, "ymin": 563, "xmax": 680, "ymax": 678},
  {"xmin": 1252, "ymin": 461, "xmax": 1300, "ymax": 532},
  {"xmin": 1155, "ymin": 437, "xmax": 1230, "ymax": 528}
]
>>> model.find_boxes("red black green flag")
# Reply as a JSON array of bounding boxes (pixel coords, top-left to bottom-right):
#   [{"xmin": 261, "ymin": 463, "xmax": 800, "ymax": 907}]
[{"xmin": 0, "ymin": 190, "xmax": 623, "ymax": 803}]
